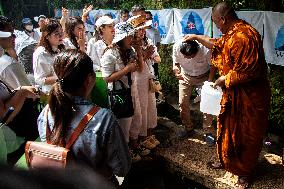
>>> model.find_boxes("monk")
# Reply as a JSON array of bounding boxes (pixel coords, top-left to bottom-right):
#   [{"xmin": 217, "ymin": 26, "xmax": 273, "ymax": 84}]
[{"xmin": 184, "ymin": 2, "xmax": 271, "ymax": 188}]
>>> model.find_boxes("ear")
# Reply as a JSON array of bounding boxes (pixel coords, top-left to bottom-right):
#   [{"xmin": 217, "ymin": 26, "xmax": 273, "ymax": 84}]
[{"xmin": 221, "ymin": 16, "xmax": 226, "ymax": 24}]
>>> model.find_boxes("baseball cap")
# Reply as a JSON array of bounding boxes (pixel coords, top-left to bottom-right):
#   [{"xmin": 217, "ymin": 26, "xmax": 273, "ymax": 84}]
[
  {"xmin": 22, "ymin": 18, "xmax": 33, "ymax": 25},
  {"xmin": 95, "ymin": 16, "xmax": 114, "ymax": 28}
]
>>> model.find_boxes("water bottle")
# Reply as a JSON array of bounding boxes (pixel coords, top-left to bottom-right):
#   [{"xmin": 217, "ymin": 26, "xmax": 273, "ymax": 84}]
[{"xmin": 204, "ymin": 133, "xmax": 215, "ymax": 146}]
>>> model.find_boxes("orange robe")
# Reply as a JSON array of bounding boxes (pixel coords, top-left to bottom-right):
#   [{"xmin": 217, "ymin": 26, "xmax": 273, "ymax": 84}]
[{"xmin": 212, "ymin": 20, "xmax": 271, "ymax": 176}]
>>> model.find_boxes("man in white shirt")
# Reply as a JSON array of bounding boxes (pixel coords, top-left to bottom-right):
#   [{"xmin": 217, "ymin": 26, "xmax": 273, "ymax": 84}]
[
  {"xmin": 0, "ymin": 16, "xmax": 30, "ymax": 89},
  {"xmin": 173, "ymin": 37, "xmax": 215, "ymax": 137},
  {"xmin": 14, "ymin": 18, "xmax": 40, "ymax": 76}
]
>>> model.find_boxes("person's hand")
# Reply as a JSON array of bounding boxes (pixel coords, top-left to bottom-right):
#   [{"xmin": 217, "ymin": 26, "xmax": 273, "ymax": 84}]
[
  {"xmin": 82, "ymin": 5, "xmax": 93, "ymax": 17},
  {"xmin": 19, "ymin": 86, "xmax": 40, "ymax": 100},
  {"xmin": 62, "ymin": 7, "xmax": 69, "ymax": 18},
  {"xmin": 173, "ymin": 65, "xmax": 184, "ymax": 80},
  {"xmin": 77, "ymin": 31, "xmax": 86, "ymax": 49},
  {"xmin": 142, "ymin": 45, "xmax": 155, "ymax": 60},
  {"xmin": 125, "ymin": 60, "xmax": 138, "ymax": 73},
  {"xmin": 182, "ymin": 34, "xmax": 197, "ymax": 42},
  {"xmin": 214, "ymin": 75, "xmax": 226, "ymax": 87},
  {"xmin": 132, "ymin": 37, "xmax": 142, "ymax": 48}
]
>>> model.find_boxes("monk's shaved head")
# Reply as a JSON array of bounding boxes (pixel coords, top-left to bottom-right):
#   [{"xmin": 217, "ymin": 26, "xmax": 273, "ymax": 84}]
[{"xmin": 213, "ymin": 1, "xmax": 237, "ymax": 19}]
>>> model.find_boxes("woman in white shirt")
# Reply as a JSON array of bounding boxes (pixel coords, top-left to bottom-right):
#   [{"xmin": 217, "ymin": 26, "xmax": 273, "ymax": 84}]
[
  {"xmin": 33, "ymin": 19, "xmax": 65, "ymax": 93},
  {"xmin": 63, "ymin": 17, "xmax": 86, "ymax": 52},
  {"xmin": 87, "ymin": 16, "xmax": 115, "ymax": 71}
]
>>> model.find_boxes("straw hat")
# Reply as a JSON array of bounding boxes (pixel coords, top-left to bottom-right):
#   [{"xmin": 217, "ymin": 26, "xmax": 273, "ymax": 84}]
[{"xmin": 127, "ymin": 15, "xmax": 152, "ymax": 29}]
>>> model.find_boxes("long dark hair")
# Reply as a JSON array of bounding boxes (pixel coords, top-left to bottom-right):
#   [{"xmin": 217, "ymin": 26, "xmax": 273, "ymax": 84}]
[
  {"xmin": 48, "ymin": 49, "xmax": 94, "ymax": 146},
  {"xmin": 65, "ymin": 17, "xmax": 84, "ymax": 49},
  {"xmin": 116, "ymin": 38, "xmax": 135, "ymax": 64},
  {"xmin": 38, "ymin": 19, "xmax": 65, "ymax": 55}
]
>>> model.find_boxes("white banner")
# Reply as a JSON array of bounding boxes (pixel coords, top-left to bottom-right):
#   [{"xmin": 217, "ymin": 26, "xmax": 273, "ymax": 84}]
[
  {"xmin": 173, "ymin": 8, "xmax": 212, "ymax": 42},
  {"xmin": 85, "ymin": 9, "xmax": 119, "ymax": 32},
  {"xmin": 213, "ymin": 11, "xmax": 264, "ymax": 38},
  {"xmin": 147, "ymin": 9, "xmax": 174, "ymax": 44},
  {"xmin": 264, "ymin": 11, "xmax": 284, "ymax": 66}
]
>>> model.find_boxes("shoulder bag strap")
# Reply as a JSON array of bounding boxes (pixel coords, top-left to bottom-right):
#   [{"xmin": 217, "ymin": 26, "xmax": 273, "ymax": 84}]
[
  {"xmin": 65, "ymin": 106, "xmax": 100, "ymax": 149},
  {"xmin": 45, "ymin": 106, "xmax": 52, "ymax": 144}
]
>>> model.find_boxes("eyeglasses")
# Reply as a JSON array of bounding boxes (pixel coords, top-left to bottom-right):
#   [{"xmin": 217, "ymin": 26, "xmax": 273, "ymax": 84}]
[{"xmin": 51, "ymin": 32, "xmax": 64, "ymax": 37}]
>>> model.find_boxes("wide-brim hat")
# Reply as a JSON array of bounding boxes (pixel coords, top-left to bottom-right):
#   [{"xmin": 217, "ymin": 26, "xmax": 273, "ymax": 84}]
[
  {"xmin": 127, "ymin": 15, "xmax": 152, "ymax": 29},
  {"xmin": 112, "ymin": 22, "xmax": 135, "ymax": 44},
  {"xmin": 0, "ymin": 31, "xmax": 12, "ymax": 38}
]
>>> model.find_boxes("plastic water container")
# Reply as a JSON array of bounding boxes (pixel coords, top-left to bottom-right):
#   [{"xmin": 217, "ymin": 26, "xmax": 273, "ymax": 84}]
[{"xmin": 200, "ymin": 81, "xmax": 223, "ymax": 116}]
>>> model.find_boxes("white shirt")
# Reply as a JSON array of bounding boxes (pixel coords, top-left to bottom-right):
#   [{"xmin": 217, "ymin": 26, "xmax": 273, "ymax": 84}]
[
  {"xmin": 34, "ymin": 28, "xmax": 42, "ymax": 39},
  {"xmin": 172, "ymin": 39, "xmax": 211, "ymax": 77},
  {"xmin": 33, "ymin": 46, "xmax": 57, "ymax": 93},
  {"xmin": 63, "ymin": 38, "xmax": 77, "ymax": 50},
  {"xmin": 146, "ymin": 28, "xmax": 161, "ymax": 46},
  {"xmin": 87, "ymin": 39, "xmax": 107, "ymax": 71},
  {"xmin": 0, "ymin": 54, "xmax": 30, "ymax": 89},
  {"xmin": 14, "ymin": 30, "xmax": 39, "ymax": 55},
  {"xmin": 101, "ymin": 47, "xmax": 134, "ymax": 90}
]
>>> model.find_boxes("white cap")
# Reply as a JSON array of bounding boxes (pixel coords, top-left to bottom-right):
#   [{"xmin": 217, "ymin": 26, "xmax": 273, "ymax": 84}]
[
  {"xmin": 0, "ymin": 31, "xmax": 12, "ymax": 38},
  {"xmin": 95, "ymin": 16, "xmax": 114, "ymax": 28}
]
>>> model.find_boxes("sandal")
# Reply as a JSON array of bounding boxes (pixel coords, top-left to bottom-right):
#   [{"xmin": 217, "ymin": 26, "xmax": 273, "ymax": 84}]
[
  {"xmin": 207, "ymin": 161, "xmax": 224, "ymax": 169},
  {"xmin": 234, "ymin": 176, "xmax": 250, "ymax": 189}
]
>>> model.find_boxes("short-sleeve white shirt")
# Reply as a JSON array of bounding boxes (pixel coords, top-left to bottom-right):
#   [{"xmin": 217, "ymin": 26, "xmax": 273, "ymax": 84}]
[
  {"xmin": 0, "ymin": 54, "xmax": 30, "ymax": 89},
  {"xmin": 33, "ymin": 46, "xmax": 57, "ymax": 92},
  {"xmin": 87, "ymin": 39, "xmax": 107, "ymax": 71},
  {"xmin": 172, "ymin": 39, "xmax": 211, "ymax": 76},
  {"xmin": 101, "ymin": 47, "xmax": 133, "ymax": 90}
]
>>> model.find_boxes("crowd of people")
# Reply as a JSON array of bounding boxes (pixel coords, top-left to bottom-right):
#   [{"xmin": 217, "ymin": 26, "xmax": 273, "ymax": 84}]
[{"xmin": 0, "ymin": 2, "xmax": 271, "ymax": 189}]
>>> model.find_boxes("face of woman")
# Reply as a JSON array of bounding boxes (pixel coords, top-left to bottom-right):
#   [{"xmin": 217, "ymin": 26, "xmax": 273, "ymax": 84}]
[
  {"xmin": 47, "ymin": 27, "xmax": 64, "ymax": 47},
  {"xmin": 122, "ymin": 35, "xmax": 133, "ymax": 49},
  {"xmin": 73, "ymin": 24, "xmax": 85, "ymax": 38},
  {"xmin": 136, "ymin": 28, "xmax": 146, "ymax": 39},
  {"xmin": 101, "ymin": 23, "xmax": 115, "ymax": 37}
]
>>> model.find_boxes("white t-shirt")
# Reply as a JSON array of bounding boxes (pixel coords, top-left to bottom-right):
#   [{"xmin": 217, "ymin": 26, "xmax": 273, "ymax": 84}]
[
  {"xmin": 0, "ymin": 54, "xmax": 30, "ymax": 89},
  {"xmin": 14, "ymin": 30, "xmax": 38, "ymax": 55},
  {"xmin": 87, "ymin": 39, "xmax": 107, "ymax": 71},
  {"xmin": 101, "ymin": 47, "xmax": 134, "ymax": 90},
  {"xmin": 172, "ymin": 39, "xmax": 211, "ymax": 77},
  {"xmin": 33, "ymin": 46, "xmax": 57, "ymax": 93},
  {"xmin": 146, "ymin": 28, "xmax": 161, "ymax": 46}
]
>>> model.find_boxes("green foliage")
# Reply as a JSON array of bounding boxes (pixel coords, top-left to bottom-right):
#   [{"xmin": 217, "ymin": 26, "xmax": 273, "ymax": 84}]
[
  {"xmin": 158, "ymin": 45, "xmax": 178, "ymax": 95},
  {"xmin": 269, "ymin": 65, "xmax": 284, "ymax": 131}
]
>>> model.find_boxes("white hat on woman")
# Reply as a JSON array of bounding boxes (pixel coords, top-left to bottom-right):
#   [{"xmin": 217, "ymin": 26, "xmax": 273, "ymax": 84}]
[{"xmin": 112, "ymin": 22, "xmax": 135, "ymax": 44}]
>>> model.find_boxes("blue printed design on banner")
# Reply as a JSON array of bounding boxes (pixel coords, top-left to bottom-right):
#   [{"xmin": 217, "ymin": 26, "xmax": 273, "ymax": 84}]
[
  {"xmin": 180, "ymin": 11, "xmax": 204, "ymax": 35},
  {"xmin": 275, "ymin": 26, "xmax": 284, "ymax": 51},
  {"xmin": 152, "ymin": 13, "xmax": 166, "ymax": 36}
]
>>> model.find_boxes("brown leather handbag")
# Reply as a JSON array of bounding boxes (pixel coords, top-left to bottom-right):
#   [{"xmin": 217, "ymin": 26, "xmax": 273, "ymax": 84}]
[{"xmin": 25, "ymin": 106, "xmax": 99, "ymax": 169}]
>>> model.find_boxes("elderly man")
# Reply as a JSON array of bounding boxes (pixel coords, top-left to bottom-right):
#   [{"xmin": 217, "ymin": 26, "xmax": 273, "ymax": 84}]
[
  {"xmin": 184, "ymin": 2, "xmax": 271, "ymax": 188},
  {"xmin": 173, "ymin": 38, "xmax": 215, "ymax": 137}
]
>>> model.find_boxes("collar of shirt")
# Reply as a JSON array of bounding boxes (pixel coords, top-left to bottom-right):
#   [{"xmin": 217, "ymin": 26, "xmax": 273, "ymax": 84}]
[{"xmin": 72, "ymin": 96, "xmax": 93, "ymax": 105}]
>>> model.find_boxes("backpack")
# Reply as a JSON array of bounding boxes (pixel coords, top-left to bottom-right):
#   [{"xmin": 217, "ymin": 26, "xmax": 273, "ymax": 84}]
[{"xmin": 25, "ymin": 106, "xmax": 99, "ymax": 169}]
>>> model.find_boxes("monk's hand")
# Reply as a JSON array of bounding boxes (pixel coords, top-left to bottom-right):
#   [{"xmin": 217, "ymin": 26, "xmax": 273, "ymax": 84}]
[
  {"xmin": 214, "ymin": 75, "xmax": 226, "ymax": 87},
  {"xmin": 182, "ymin": 34, "xmax": 197, "ymax": 42}
]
